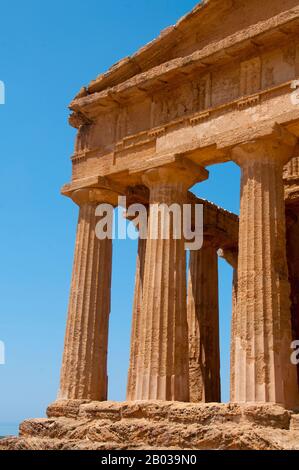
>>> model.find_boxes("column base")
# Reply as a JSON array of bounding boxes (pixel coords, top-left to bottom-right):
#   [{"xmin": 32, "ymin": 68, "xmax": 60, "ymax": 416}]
[{"xmin": 1, "ymin": 400, "xmax": 299, "ymax": 450}]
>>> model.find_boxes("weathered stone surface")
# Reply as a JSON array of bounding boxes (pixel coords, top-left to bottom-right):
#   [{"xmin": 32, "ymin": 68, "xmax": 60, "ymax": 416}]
[
  {"xmin": 47, "ymin": 399, "xmax": 90, "ymax": 419},
  {"xmin": 1, "ymin": 402, "xmax": 299, "ymax": 450}
]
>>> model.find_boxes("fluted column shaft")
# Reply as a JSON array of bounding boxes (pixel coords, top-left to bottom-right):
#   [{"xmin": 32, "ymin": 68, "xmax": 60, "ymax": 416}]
[
  {"xmin": 187, "ymin": 241, "xmax": 220, "ymax": 402},
  {"xmin": 232, "ymin": 138, "xmax": 298, "ymax": 407},
  {"xmin": 127, "ymin": 236, "xmax": 147, "ymax": 401},
  {"xmin": 135, "ymin": 183, "xmax": 189, "ymax": 401},
  {"xmin": 59, "ymin": 188, "xmax": 118, "ymax": 401},
  {"xmin": 135, "ymin": 163, "xmax": 208, "ymax": 401}
]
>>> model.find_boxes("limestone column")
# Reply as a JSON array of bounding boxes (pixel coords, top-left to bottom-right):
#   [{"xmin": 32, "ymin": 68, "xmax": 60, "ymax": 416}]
[
  {"xmin": 58, "ymin": 188, "xmax": 119, "ymax": 401},
  {"xmin": 134, "ymin": 162, "xmax": 208, "ymax": 401},
  {"xmin": 127, "ymin": 235, "xmax": 147, "ymax": 401},
  {"xmin": 232, "ymin": 137, "xmax": 298, "ymax": 407},
  {"xmin": 187, "ymin": 240, "xmax": 221, "ymax": 403}
]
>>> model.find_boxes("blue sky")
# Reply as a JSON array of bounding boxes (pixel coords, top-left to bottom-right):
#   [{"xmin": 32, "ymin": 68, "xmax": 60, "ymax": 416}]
[{"xmin": 0, "ymin": 0, "xmax": 240, "ymax": 427}]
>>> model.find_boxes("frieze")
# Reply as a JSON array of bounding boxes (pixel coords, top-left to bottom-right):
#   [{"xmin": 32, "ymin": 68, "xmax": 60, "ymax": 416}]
[{"xmin": 150, "ymin": 74, "xmax": 211, "ymax": 129}]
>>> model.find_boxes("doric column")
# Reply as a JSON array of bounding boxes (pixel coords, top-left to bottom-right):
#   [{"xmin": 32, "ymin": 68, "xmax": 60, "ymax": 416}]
[
  {"xmin": 218, "ymin": 248, "xmax": 238, "ymax": 402},
  {"xmin": 126, "ymin": 235, "xmax": 147, "ymax": 401},
  {"xmin": 58, "ymin": 188, "xmax": 119, "ymax": 401},
  {"xmin": 232, "ymin": 136, "xmax": 298, "ymax": 407},
  {"xmin": 134, "ymin": 161, "xmax": 208, "ymax": 401},
  {"xmin": 187, "ymin": 240, "xmax": 221, "ymax": 403}
]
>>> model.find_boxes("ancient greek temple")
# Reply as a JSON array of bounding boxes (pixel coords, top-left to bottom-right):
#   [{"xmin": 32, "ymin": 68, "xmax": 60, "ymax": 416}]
[{"xmin": 56, "ymin": 0, "xmax": 299, "ymax": 410}]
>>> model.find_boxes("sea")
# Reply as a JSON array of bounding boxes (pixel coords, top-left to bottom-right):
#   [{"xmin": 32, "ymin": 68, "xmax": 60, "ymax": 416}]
[{"xmin": 0, "ymin": 423, "xmax": 18, "ymax": 438}]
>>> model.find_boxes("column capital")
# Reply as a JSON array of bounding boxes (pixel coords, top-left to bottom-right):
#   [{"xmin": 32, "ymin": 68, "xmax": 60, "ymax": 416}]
[
  {"xmin": 71, "ymin": 187, "xmax": 120, "ymax": 207},
  {"xmin": 142, "ymin": 158, "xmax": 208, "ymax": 191},
  {"xmin": 232, "ymin": 132, "xmax": 297, "ymax": 167}
]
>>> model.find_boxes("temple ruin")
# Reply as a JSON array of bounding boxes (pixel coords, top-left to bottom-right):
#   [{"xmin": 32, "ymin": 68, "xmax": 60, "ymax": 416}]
[{"xmin": 59, "ymin": 0, "xmax": 299, "ymax": 409}]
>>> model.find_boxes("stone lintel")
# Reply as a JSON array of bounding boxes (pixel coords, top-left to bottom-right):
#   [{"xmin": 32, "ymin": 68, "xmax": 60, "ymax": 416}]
[
  {"xmin": 70, "ymin": 110, "xmax": 299, "ymax": 184},
  {"xmin": 70, "ymin": 153, "xmax": 209, "ymax": 191}
]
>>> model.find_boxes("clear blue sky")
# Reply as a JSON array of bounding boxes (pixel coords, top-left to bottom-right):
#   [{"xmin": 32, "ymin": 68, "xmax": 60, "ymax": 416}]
[{"xmin": 0, "ymin": 0, "xmax": 240, "ymax": 427}]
